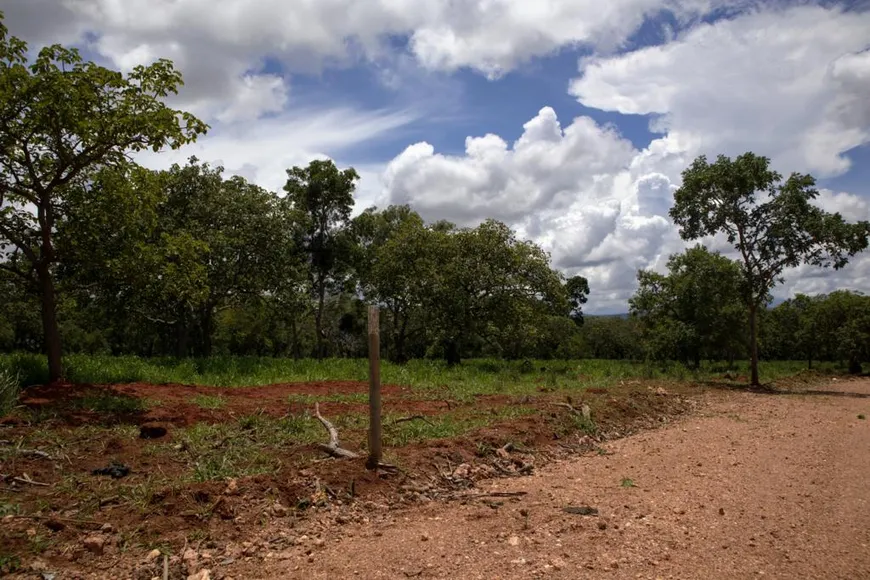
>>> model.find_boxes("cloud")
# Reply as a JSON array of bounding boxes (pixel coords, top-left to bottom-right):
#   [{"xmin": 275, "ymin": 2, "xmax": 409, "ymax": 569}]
[
  {"xmin": 382, "ymin": 107, "xmax": 688, "ymax": 311},
  {"xmin": 135, "ymin": 106, "xmax": 418, "ymax": 193},
  {"xmin": 2, "ymin": 0, "xmax": 753, "ymax": 118},
  {"xmin": 570, "ymin": 4, "xmax": 870, "ymax": 178}
]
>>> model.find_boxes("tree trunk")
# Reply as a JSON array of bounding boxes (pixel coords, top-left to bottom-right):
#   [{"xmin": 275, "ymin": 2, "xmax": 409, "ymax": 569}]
[
  {"xmin": 200, "ymin": 305, "xmax": 214, "ymax": 357},
  {"xmin": 393, "ymin": 311, "xmax": 409, "ymax": 364},
  {"xmin": 748, "ymin": 303, "xmax": 760, "ymax": 386},
  {"xmin": 37, "ymin": 266, "xmax": 63, "ymax": 383},
  {"xmin": 314, "ymin": 279, "xmax": 326, "ymax": 359},
  {"xmin": 445, "ymin": 339, "xmax": 461, "ymax": 366},
  {"xmin": 176, "ymin": 309, "xmax": 190, "ymax": 358}
]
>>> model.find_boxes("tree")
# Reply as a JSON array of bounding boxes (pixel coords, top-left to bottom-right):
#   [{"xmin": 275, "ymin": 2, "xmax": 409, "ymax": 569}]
[
  {"xmin": 283, "ymin": 160, "xmax": 359, "ymax": 358},
  {"xmin": 565, "ymin": 275, "xmax": 590, "ymax": 326},
  {"xmin": 425, "ymin": 220, "xmax": 566, "ymax": 365},
  {"xmin": 630, "ymin": 245, "xmax": 746, "ymax": 367},
  {"xmin": 814, "ymin": 290, "xmax": 870, "ymax": 374},
  {"xmin": 0, "ymin": 16, "xmax": 207, "ymax": 381},
  {"xmin": 670, "ymin": 153, "xmax": 870, "ymax": 386},
  {"xmin": 353, "ymin": 205, "xmax": 436, "ymax": 362}
]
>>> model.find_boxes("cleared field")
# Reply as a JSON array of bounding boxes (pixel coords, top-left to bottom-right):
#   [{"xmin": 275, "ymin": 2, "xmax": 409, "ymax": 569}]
[{"xmin": 0, "ymin": 356, "xmax": 841, "ymax": 576}]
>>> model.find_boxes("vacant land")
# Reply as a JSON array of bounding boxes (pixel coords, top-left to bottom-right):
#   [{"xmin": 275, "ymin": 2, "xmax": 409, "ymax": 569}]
[{"xmin": 0, "ymin": 357, "xmax": 858, "ymax": 578}]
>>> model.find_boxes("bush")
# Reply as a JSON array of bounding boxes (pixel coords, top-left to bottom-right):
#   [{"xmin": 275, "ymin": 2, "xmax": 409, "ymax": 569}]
[{"xmin": 0, "ymin": 368, "xmax": 21, "ymax": 416}]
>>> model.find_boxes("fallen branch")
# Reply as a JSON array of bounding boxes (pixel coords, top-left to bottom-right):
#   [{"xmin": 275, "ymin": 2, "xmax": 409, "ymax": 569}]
[
  {"xmin": 386, "ymin": 415, "xmax": 434, "ymax": 428},
  {"xmin": 0, "ymin": 441, "xmax": 53, "ymax": 461},
  {"xmin": 2, "ymin": 473, "xmax": 50, "ymax": 487},
  {"xmin": 314, "ymin": 403, "xmax": 359, "ymax": 459},
  {"xmin": 461, "ymin": 491, "xmax": 528, "ymax": 499}
]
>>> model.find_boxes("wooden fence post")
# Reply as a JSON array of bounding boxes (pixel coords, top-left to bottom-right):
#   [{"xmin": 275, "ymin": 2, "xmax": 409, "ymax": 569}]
[{"xmin": 366, "ymin": 305, "xmax": 382, "ymax": 469}]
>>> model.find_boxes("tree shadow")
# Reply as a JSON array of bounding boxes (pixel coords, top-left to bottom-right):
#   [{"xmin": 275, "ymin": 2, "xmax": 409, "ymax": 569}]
[{"xmin": 698, "ymin": 380, "xmax": 870, "ymax": 399}]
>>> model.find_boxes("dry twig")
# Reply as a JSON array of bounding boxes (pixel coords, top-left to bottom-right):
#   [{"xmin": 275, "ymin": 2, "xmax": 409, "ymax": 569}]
[{"xmin": 313, "ymin": 403, "xmax": 359, "ymax": 459}]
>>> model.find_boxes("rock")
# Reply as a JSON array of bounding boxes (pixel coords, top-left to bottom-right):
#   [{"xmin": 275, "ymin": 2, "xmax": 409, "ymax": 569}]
[
  {"xmin": 597, "ymin": 522, "xmax": 608, "ymax": 530},
  {"xmin": 563, "ymin": 506, "xmax": 598, "ymax": 516},
  {"xmin": 421, "ymin": 533, "xmax": 430, "ymax": 542},
  {"xmin": 719, "ymin": 507, "xmax": 726, "ymax": 516},
  {"xmin": 452, "ymin": 464, "xmax": 472, "ymax": 479},
  {"xmin": 507, "ymin": 535, "xmax": 520, "ymax": 547},
  {"xmin": 270, "ymin": 502, "xmax": 289, "ymax": 518},
  {"xmin": 183, "ymin": 548, "xmax": 198, "ymax": 573},
  {"xmin": 100, "ymin": 523, "xmax": 114, "ymax": 533},
  {"xmin": 139, "ymin": 422, "xmax": 168, "ymax": 439},
  {"xmin": 551, "ymin": 558, "xmax": 567, "ymax": 571},
  {"xmin": 83, "ymin": 535, "xmax": 106, "ymax": 555},
  {"xmin": 146, "ymin": 549, "xmax": 162, "ymax": 562},
  {"xmin": 313, "ymin": 538, "xmax": 325, "ymax": 547},
  {"xmin": 29, "ymin": 558, "xmax": 49, "ymax": 572},
  {"xmin": 187, "ymin": 570, "xmax": 211, "ymax": 580},
  {"xmin": 224, "ymin": 479, "xmax": 239, "ymax": 495}
]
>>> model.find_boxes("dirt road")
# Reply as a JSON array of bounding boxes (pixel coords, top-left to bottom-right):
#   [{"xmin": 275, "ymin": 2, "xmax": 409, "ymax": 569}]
[{"xmin": 242, "ymin": 380, "xmax": 870, "ymax": 580}]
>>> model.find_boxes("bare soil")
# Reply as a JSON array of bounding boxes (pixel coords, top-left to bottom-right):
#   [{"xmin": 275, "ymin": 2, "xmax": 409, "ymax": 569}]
[{"xmin": 3, "ymin": 376, "xmax": 869, "ymax": 579}]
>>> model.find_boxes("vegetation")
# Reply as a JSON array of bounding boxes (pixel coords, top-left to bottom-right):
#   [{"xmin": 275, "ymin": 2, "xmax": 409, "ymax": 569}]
[
  {"xmin": 670, "ymin": 153, "xmax": 869, "ymax": 385},
  {"xmin": 0, "ymin": 15, "xmax": 868, "ymax": 385}
]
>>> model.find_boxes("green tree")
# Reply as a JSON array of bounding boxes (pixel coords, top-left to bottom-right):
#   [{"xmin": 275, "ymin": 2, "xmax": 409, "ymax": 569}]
[
  {"xmin": 565, "ymin": 275, "xmax": 590, "ymax": 326},
  {"xmin": 630, "ymin": 245, "xmax": 745, "ymax": 367},
  {"xmin": 426, "ymin": 220, "xmax": 566, "ymax": 365},
  {"xmin": 815, "ymin": 290, "xmax": 870, "ymax": 374},
  {"xmin": 670, "ymin": 153, "xmax": 870, "ymax": 386},
  {"xmin": 0, "ymin": 16, "xmax": 207, "ymax": 380},
  {"xmin": 353, "ymin": 205, "xmax": 436, "ymax": 362},
  {"xmin": 283, "ymin": 160, "xmax": 359, "ymax": 358}
]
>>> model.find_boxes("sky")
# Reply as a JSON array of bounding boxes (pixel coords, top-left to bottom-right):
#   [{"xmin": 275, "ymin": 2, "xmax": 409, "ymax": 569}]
[{"xmin": 4, "ymin": 0, "xmax": 870, "ymax": 313}]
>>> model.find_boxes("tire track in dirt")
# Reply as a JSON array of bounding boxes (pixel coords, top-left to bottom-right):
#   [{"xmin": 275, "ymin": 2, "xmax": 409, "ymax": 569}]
[{"xmin": 243, "ymin": 379, "xmax": 870, "ymax": 579}]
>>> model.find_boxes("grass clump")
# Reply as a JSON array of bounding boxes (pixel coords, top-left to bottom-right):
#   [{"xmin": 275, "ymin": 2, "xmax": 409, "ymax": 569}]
[
  {"xmin": 621, "ymin": 477, "xmax": 636, "ymax": 488},
  {"xmin": 190, "ymin": 394, "xmax": 226, "ymax": 409},
  {"xmin": 73, "ymin": 391, "xmax": 146, "ymax": 414},
  {"xmin": 0, "ymin": 368, "xmax": 20, "ymax": 416}
]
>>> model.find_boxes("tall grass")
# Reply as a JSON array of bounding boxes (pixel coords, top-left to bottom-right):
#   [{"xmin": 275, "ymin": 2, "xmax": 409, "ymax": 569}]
[
  {"xmin": 0, "ymin": 352, "xmax": 840, "ymax": 391},
  {"xmin": 0, "ymin": 367, "xmax": 20, "ymax": 416}
]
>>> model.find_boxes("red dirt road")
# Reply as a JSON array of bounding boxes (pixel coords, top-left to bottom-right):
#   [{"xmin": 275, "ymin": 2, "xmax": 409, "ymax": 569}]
[{"xmin": 244, "ymin": 379, "xmax": 870, "ymax": 579}]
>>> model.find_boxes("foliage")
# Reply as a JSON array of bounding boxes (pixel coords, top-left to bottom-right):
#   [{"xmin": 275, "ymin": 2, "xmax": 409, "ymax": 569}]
[
  {"xmin": 0, "ymin": 15, "xmax": 207, "ymax": 380},
  {"xmin": 0, "ymin": 367, "xmax": 19, "ymax": 416},
  {"xmin": 630, "ymin": 245, "xmax": 745, "ymax": 367},
  {"xmin": 284, "ymin": 159, "xmax": 360, "ymax": 359},
  {"xmin": 670, "ymin": 152, "xmax": 870, "ymax": 384}
]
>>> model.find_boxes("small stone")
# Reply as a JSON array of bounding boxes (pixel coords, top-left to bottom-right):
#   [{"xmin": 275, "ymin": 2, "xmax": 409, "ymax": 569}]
[
  {"xmin": 146, "ymin": 549, "xmax": 161, "ymax": 561},
  {"xmin": 83, "ymin": 535, "xmax": 106, "ymax": 555},
  {"xmin": 597, "ymin": 522, "xmax": 607, "ymax": 530},
  {"xmin": 313, "ymin": 538, "xmax": 325, "ymax": 547},
  {"xmin": 507, "ymin": 536, "xmax": 520, "ymax": 546},
  {"xmin": 270, "ymin": 503, "xmax": 289, "ymax": 518},
  {"xmin": 421, "ymin": 533, "xmax": 430, "ymax": 542},
  {"xmin": 224, "ymin": 479, "xmax": 239, "ymax": 496},
  {"xmin": 719, "ymin": 508, "xmax": 725, "ymax": 516},
  {"xmin": 100, "ymin": 523, "xmax": 114, "ymax": 533},
  {"xmin": 187, "ymin": 570, "xmax": 211, "ymax": 580}
]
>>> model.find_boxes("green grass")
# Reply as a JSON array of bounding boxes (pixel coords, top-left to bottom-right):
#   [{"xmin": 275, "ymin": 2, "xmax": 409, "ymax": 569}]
[
  {"xmin": 621, "ymin": 477, "xmax": 636, "ymax": 488},
  {"xmin": 189, "ymin": 394, "xmax": 226, "ymax": 410},
  {"xmin": 73, "ymin": 391, "xmax": 148, "ymax": 414},
  {"xmin": 0, "ymin": 353, "xmax": 840, "ymax": 390},
  {"xmin": 0, "ymin": 368, "xmax": 20, "ymax": 416}
]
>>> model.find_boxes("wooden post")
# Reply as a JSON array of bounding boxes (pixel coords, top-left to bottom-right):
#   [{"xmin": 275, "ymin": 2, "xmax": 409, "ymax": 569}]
[{"xmin": 366, "ymin": 305, "xmax": 382, "ymax": 469}]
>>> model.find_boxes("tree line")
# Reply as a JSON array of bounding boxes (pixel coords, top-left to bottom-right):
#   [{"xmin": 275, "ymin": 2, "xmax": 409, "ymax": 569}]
[{"xmin": 1, "ymin": 14, "xmax": 868, "ymax": 384}]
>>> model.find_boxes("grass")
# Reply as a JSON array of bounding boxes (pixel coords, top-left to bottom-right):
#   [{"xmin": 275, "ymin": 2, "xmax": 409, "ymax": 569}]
[
  {"xmin": 621, "ymin": 477, "xmax": 636, "ymax": 488},
  {"xmin": 72, "ymin": 391, "xmax": 148, "ymax": 414},
  {"xmin": 0, "ymin": 368, "xmax": 20, "ymax": 416},
  {"xmin": 190, "ymin": 394, "xmax": 226, "ymax": 410},
  {"xmin": 0, "ymin": 353, "xmax": 840, "ymax": 390}
]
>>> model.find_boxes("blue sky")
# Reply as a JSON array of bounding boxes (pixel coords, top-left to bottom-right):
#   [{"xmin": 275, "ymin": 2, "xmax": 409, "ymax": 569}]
[{"xmin": 5, "ymin": 0, "xmax": 870, "ymax": 312}]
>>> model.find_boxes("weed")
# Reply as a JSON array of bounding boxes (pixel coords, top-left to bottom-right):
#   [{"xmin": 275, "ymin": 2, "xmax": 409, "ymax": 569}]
[
  {"xmin": 0, "ymin": 554, "xmax": 21, "ymax": 574},
  {"xmin": 0, "ymin": 503, "xmax": 21, "ymax": 516},
  {"xmin": 621, "ymin": 477, "xmax": 636, "ymax": 488},
  {"xmin": 190, "ymin": 394, "xmax": 226, "ymax": 410},
  {"xmin": 0, "ymin": 368, "xmax": 20, "ymax": 416},
  {"xmin": 74, "ymin": 391, "xmax": 145, "ymax": 414}
]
